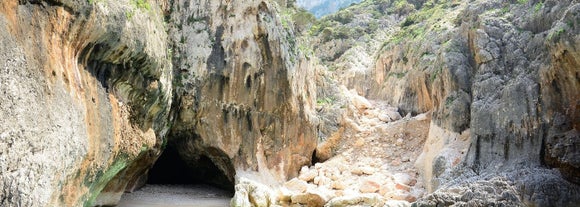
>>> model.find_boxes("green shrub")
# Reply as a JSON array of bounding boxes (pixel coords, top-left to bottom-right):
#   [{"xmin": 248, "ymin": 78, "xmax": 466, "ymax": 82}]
[
  {"xmin": 294, "ymin": 8, "xmax": 316, "ymax": 33},
  {"xmin": 133, "ymin": 0, "xmax": 151, "ymax": 10},
  {"xmin": 548, "ymin": 28, "xmax": 566, "ymax": 41},
  {"xmin": 534, "ymin": 2, "xmax": 543, "ymax": 13},
  {"xmin": 388, "ymin": 71, "xmax": 407, "ymax": 79},
  {"xmin": 317, "ymin": 97, "xmax": 335, "ymax": 105},
  {"xmin": 390, "ymin": 0, "xmax": 415, "ymax": 15},
  {"xmin": 332, "ymin": 10, "xmax": 355, "ymax": 24}
]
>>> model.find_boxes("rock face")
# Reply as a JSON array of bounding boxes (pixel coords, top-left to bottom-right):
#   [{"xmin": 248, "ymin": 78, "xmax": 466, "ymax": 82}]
[
  {"xmin": 1, "ymin": 0, "xmax": 579, "ymax": 206},
  {"xmin": 0, "ymin": 0, "xmax": 316, "ymax": 206},
  {"xmin": 311, "ymin": 0, "xmax": 580, "ymax": 206},
  {"xmin": 167, "ymin": 0, "xmax": 317, "ymax": 187},
  {"xmin": 0, "ymin": 0, "xmax": 172, "ymax": 206}
]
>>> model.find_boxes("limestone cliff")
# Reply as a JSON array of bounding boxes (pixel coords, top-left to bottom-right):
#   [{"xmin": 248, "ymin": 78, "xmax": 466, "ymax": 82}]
[
  {"xmin": 167, "ymin": 0, "xmax": 317, "ymax": 187},
  {"xmin": 0, "ymin": 0, "xmax": 172, "ymax": 206},
  {"xmin": 1, "ymin": 0, "xmax": 579, "ymax": 206},
  {"xmin": 0, "ymin": 0, "xmax": 317, "ymax": 206},
  {"xmin": 310, "ymin": 0, "xmax": 580, "ymax": 206}
]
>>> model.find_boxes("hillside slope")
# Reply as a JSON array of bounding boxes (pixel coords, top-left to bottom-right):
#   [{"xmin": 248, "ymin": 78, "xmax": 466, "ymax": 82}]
[{"xmin": 309, "ymin": 0, "xmax": 580, "ymax": 206}]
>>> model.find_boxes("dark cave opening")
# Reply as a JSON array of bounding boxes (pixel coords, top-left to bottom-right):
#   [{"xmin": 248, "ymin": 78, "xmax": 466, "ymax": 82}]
[{"xmin": 147, "ymin": 144, "xmax": 235, "ymax": 194}]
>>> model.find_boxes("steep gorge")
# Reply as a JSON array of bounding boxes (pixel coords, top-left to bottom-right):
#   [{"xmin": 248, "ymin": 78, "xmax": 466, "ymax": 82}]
[
  {"xmin": 0, "ymin": 0, "xmax": 578, "ymax": 207},
  {"xmin": 1, "ymin": 0, "xmax": 317, "ymax": 206}
]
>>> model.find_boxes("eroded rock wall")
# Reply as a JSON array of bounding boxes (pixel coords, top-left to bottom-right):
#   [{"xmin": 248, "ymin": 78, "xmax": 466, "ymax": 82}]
[
  {"xmin": 0, "ymin": 0, "xmax": 172, "ymax": 206},
  {"xmin": 167, "ymin": 0, "xmax": 318, "ymax": 185},
  {"xmin": 310, "ymin": 0, "xmax": 579, "ymax": 206},
  {"xmin": 1, "ymin": 0, "xmax": 317, "ymax": 206}
]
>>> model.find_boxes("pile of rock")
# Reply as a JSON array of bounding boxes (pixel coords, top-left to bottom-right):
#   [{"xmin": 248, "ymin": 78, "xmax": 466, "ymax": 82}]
[
  {"xmin": 278, "ymin": 161, "xmax": 422, "ymax": 207},
  {"xmin": 266, "ymin": 89, "xmax": 430, "ymax": 206}
]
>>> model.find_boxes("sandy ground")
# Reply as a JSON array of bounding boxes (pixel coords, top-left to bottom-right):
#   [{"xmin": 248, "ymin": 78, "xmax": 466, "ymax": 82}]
[{"xmin": 118, "ymin": 184, "xmax": 232, "ymax": 207}]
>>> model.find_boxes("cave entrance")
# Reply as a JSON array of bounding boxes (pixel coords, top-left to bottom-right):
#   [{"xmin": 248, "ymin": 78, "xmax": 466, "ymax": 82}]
[
  {"xmin": 146, "ymin": 143, "xmax": 235, "ymax": 193},
  {"xmin": 118, "ymin": 143, "xmax": 235, "ymax": 206}
]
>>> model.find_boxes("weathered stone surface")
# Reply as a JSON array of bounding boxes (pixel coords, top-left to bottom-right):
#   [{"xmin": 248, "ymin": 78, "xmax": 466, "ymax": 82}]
[
  {"xmin": 231, "ymin": 177, "xmax": 275, "ymax": 207},
  {"xmin": 0, "ymin": 0, "xmax": 317, "ymax": 206},
  {"xmin": 310, "ymin": 0, "xmax": 580, "ymax": 206},
  {"xmin": 331, "ymin": 181, "xmax": 346, "ymax": 190},
  {"xmin": 2, "ymin": 0, "xmax": 580, "ymax": 206},
  {"xmin": 299, "ymin": 167, "xmax": 319, "ymax": 182},
  {"xmin": 285, "ymin": 178, "xmax": 309, "ymax": 193},
  {"xmin": 167, "ymin": 0, "xmax": 318, "ymax": 185},
  {"xmin": 384, "ymin": 200, "xmax": 411, "ymax": 207},
  {"xmin": 539, "ymin": 4, "xmax": 580, "ymax": 185},
  {"xmin": 359, "ymin": 180, "xmax": 380, "ymax": 193},
  {"xmin": 413, "ymin": 177, "xmax": 525, "ymax": 207},
  {"xmin": 0, "ymin": 0, "xmax": 172, "ymax": 206},
  {"xmin": 325, "ymin": 193, "xmax": 385, "ymax": 207},
  {"xmin": 376, "ymin": 107, "xmax": 404, "ymax": 123},
  {"xmin": 291, "ymin": 192, "xmax": 326, "ymax": 207}
]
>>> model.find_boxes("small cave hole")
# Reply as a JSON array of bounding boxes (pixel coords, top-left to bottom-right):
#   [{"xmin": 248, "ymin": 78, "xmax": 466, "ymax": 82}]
[{"xmin": 311, "ymin": 149, "xmax": 320, "ymax": 165}]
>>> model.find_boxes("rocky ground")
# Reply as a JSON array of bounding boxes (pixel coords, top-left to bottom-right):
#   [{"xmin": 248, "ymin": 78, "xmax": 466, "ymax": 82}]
[
  {"xmin": 117, "ymin": 184, "xmax": 232, "ymax": 207},
  {"xmin": 278, "ymin": 89, "xmax": 431, "ymax": 207}
]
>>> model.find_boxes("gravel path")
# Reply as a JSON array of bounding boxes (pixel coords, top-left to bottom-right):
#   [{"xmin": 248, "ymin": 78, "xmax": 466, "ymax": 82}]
[{"xmin": 118, "ymin": 184, "xmax": 232, "ymax": 207}]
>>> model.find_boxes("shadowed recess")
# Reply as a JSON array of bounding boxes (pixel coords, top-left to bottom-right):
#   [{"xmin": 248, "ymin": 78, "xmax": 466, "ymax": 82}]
[{"xmin": 147, "ymin": 143, "xmax": 235, "ymax": 193}]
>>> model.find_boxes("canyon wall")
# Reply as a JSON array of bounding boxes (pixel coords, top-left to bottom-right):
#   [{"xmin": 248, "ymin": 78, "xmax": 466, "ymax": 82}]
[
  {"xmin": 311, "ymin": 0, "xmax": 579, "ymax": 206},
  {"xmin": 0, "ymin": 0, "xmax": 173, "ymax": 206},
  {"xmin": 166, "ymin": 0, "xmax": 317, "ymax": 187},
  {"xmin": 1, "ymin": 0, "xmax": 578, "ymax": 206},
  {"xmin": 0, "ymin": 0, "xmax": 317, "ymax": 206}
]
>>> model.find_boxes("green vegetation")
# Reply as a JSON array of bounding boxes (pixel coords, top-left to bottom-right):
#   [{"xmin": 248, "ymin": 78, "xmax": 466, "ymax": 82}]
[
  {"xmin": 88, "ymin": 0, "xmax": 105, "ymax": 4},
  {"xmin": 277, "ymin": 6, "xmax": 317, "ymax": 64},
  {"xmin": 391, "ymin": 0, "xmax": 415, "ymax": 15},
  {"xmin": 534, "ymin": 2, "xmax": 543, "ymax": 13},
  {"xmin": 430, "ymin": 67, "xmax": 442, "ymax": 82},
  {"xmin": 298, "ymin": 42, "xmax": 314, "ymax": 58},
  {"xmin": 380, "ymin": 0, "xmax": 459, "ymax": 48},
  {"xmin": 567, "ymin": 20, "xmax": 574, "ymax": 28},
  {"xmin": 445, "ymin": 95, "xmax": 456, "ymax": 107},
  {"xmin": 548, "ymin": 27, "xmax": 566, "ymax": 41},
  {"xmin": 317, "ymin": 97, "xmax": 335, "ymax": 105},
  {"xmin": 334, "ymin": 10, "xmax": 355, "ymax": 24},
  {"xmin": 83, "ymin": 155, "xmax": 129, "ymax": 207},
  {"xmin": 280, "ymin": 9, "xmax": 292, "ymax": 29},
  {"xmin": 308, "ymin": 0, "xmax": 390, "ymax": 38},
  {"xmin": 280, "ymin": 7, "xmax": 316, "ymax": 33},
  {"xmin": 294, "ymin": 8, "xmax": 317, "ymax": 33},
  {"xmin": 307, "ymin": 2, "xmax": 383, "ymax": 43},
  {"xmin": 388, "ymin": 71, "xmax": 408, "ymax": 79},
  {"xmin": 125, "ymin": 10, "xmax": 135, "ymax": 19},
  {"xmin": 517, "ymin": 0, "xmax": 529, "ymax": 4},
  {"xmin": 173, "ymin": 72, "xmax": 184, "ymax": 88},
  {"xmin": 140, "ymin": 144, "xmax": 148, "ymax": 153},
  {"xmin": 392, "ymin": 24, "xmax": 427, "ymax": 44},
  {"xmin": 123, "ymin": 0, "xmax": 152, "ymax": 19},
  {"xmin": 501, "ymin": 6, "xmax": 510, "ymax": 15},
  {"xmin": 133, "ymin": 0, "xmax": 151, "ymax": 10}
]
